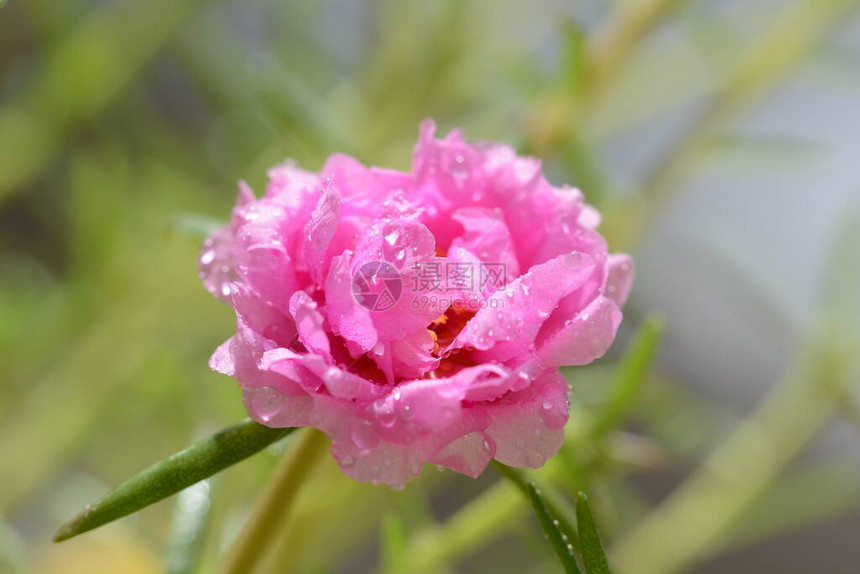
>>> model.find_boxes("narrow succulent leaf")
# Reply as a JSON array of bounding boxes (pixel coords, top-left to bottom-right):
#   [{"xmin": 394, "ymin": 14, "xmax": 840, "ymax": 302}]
[
  {"xmin": 493, "ymin": 461, "xmax": 580, "ymax": 552},
  {"xmin": 54, "ymin": 420, "xmax": 293, "ymax": 542},
  {"xmin": 576, "ymin": 493, "xmax": 612, "ymax": 574},
  {"xmin": 589, "ymin": 314, "xmax": 664, "ymax": 440},
  {"xmin": 526, "ymin": 482, "xmax": 583, "ymax": 574}
]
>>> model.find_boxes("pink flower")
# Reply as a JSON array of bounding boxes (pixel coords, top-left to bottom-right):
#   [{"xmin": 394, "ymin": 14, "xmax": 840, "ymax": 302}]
[{"xmin": 200, "ymin": 120, "xmax": 633, "ymax": 488}]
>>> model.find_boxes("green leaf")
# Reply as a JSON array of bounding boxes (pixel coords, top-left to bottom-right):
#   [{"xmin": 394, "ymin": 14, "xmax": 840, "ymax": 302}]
[
  {"xmin": 588, "ymin": 314, "xmax": 664, "ymax": 440},
  {"xmin": 54, "ymin": 420, "xmax": 293, "ymax": 542},
  {"xmin": 576, "ymin": 493, "xmax": 612, "ymax": 574},
  {"xmin": 526, "ymin": 482, "xmax": 583, "ymax": 574},
  {"xmin": 493, "ymin": 461, "xmax": 579, "ymax": 553}
]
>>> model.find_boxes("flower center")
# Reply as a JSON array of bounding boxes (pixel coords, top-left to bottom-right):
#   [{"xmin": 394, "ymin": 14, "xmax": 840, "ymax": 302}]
[
  {"xmin": 429, "ymin": 304, "xmax": 475, "ymax": 353},
  {"xmin": 427, "ymin": 303, "xmax": 477, "ymax": 378}
]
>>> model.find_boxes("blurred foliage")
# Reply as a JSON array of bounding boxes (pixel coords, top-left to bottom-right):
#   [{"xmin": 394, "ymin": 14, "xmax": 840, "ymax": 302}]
[{"xmin": 1, "ymin": 1, "xmax": 859, "ymax": 573}]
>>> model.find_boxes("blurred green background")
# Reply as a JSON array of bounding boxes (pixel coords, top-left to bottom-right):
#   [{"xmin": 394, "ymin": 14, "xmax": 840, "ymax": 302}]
[{"xmin": 1, "ymin": 1, "xmax": 859, "ymax": 573}]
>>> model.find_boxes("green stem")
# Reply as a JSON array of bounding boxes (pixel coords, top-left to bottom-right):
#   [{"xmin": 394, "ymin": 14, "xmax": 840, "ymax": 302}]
[{"xmin": 221, "ymin": 427, "xmax": 329, "ymax": 574}]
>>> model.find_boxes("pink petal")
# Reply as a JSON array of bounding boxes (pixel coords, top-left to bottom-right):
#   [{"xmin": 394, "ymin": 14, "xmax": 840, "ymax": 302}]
[
  {"xmin": 485, "ymin": 371, "xmax": 569, "ymax": 468},
  {"xmin": 448, "ymin": 207, "xmax": 520, "ymax": 292},
  {"xmin": 324, "ymin": 252, "xmax": 378, "ymax": 353},
  {"xmin": 448, "ymin": 252, "xmax": 597, "ymax": 362},
  {"xmin": 606, "ymin": 253, "xmax": 634, "ymax": 307},
  {"xmin": 199, "ymin": 224, "xmax": 241, "ymax": 302},
  {"xmin": 303, "ymin": 186, "xmax": 341, "ymax": 282},
  {"xmin": 537, "ymin": 296, "xmax": 622, "ymax": 367},
  {"xmin": 392, "ymin": 364, "xmax": 510, "ymax": 431},
  {"xmin": 289, "ymin": 290, "xmax": 331, "ymax": 360}
]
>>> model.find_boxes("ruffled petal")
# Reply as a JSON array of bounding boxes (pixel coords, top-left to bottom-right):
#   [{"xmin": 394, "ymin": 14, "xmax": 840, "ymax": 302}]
[
  {"xmin": 324, "ymin": 252, "xmax": 378, "ymax": 353},
  {"xmin": 302, "ymin": 185, "xmax": 341, "ymax": 282},
  {"xmin": 485, "ymin": 371, "xmax": 569, "ymax": 468},
  {"xmin": 448, "ymin": 207, "xmax": 520, "ymax": 295},
  {"xmin": 448, "ymin": 252, "xmax": 597, "ymax": 362},
  {"xmin": 289, "ymin": 290, "xmax": 331, "ymax": 360},
  {"xmin": 606, "ymin": 253, "xmax": 635, "ymax": 307},
  {"xmin": 537, "ymin": 296, "xmax": 622, "ymax": 367}
]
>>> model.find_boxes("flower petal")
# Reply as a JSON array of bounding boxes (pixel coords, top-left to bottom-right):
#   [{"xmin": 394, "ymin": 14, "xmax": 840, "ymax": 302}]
[
  {"xmin": 537, "ymin": 296, "xmax": 622, "ymax": 367},
  {"xmin": 606, "ymin": 253, "xmax": 634, "ymax": 307},
  {"xmin": 289, "ymin": 290, "xmax": 331, "ymax": 360},
  {"xmin": 485, "ymin": 371, "xmax": 569, "ymax": 468},
  {"xmin": 303, "ymin": 186, "xmax": 342, "ymax": 282},
  {"xmin": 448, "ymin": 252, "xmax": 597, "ymax": 362}
]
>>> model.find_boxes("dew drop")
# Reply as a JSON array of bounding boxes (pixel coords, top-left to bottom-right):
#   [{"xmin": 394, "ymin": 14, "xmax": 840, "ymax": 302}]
[
  {"xmin": 248, "ymin": 386, "xmax": 284, "ymax": 422},
  {"xmin": 525, "ymin": 452, "xmax": 546, "ymax": 467},
  {"xmin": 384, "ymin": 228, "xmax": 400, "ymax": 246},
  {"xmin": 377, "ymin": 408, "xmax": 397, "ymax": 428},
  {"xmin": 350, "ymin": 422, "xmax": 380, "ymax": 451},
  {"xmin": 341, "ymin": 455, "xmax": 355, "ymax": 467}
]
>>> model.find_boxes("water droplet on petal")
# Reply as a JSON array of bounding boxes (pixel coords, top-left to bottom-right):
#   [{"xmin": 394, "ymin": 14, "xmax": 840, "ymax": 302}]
[
  {"xmin": 248, "ymin": 386, "xmax": 284, "ymax": 422},
  {"xmin": 350, "ymin": 421, "xmax": 380, "ymax": 451},
  {"xmin": 384, "ymin": 228, "xmax": 400, "ymax": 246},
  {"xmin": 525, "ymin": 452, "xmax": 546, "ymax": 467},
  {"xmin": 341, "ymin": 455, "xmax": 355, "ymax": 467}
]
